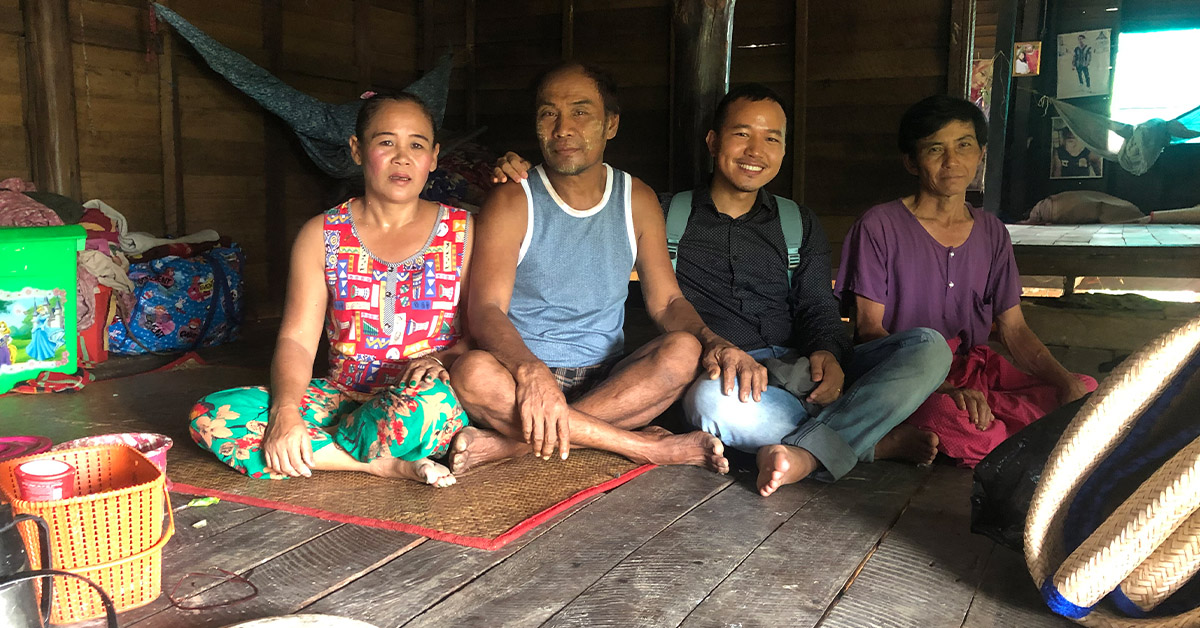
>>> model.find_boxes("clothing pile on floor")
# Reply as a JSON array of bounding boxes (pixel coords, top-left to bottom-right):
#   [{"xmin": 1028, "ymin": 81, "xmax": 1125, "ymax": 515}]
[{"xmin": 0, "ymin": 178, "xmax": 241, "ymax": 392}]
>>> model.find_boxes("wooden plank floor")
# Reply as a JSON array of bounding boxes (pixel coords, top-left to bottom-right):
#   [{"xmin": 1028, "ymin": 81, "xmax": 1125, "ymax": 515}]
[{"xmin": 3, "ymin": 370, "xmax": 1075, "ymax": 628}]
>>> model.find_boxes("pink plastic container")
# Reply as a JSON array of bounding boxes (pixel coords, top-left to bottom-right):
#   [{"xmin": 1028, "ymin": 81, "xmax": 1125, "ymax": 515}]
[
  {"xmin": 51, "ymin": 433, "xmax": 173, "ymax": 475},
  {"xmin": 14, "ymin": 458, "xmax": 76, "ymax": 501}
]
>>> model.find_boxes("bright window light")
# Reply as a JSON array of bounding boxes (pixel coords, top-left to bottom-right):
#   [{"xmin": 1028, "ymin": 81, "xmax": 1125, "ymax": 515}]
[{"xmin": 1111, "ymin": 29, "xmax": 1200, "ymax": 133}]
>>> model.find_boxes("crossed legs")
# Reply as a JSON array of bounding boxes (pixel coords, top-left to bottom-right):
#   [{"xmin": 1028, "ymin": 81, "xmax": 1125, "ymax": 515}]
[{"xmin": 449, "ymin": 331, "xmax": 728, "ymax": 474}]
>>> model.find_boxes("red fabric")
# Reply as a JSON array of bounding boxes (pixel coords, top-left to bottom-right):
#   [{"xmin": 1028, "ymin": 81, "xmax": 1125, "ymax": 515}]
[
  {"xmin": 8, "ymin": 369, "xmax": 95, "ymax": 394},
  {"xmin": 78, "ymin": 206, "xmax": 121, "ymax": 252},
  {"xmin": 323, "ymin": 200, "xmax": 467, "ymax": 394},
  {"xmin": 905, "ymin": 339, "xmax": 1098, "ymax": 468}
]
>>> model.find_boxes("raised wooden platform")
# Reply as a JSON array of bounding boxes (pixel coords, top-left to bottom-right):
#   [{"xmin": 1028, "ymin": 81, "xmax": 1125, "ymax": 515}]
[{"xmin": 1008, "ymin": 224, "xmax": 1200, "ymax": 279}]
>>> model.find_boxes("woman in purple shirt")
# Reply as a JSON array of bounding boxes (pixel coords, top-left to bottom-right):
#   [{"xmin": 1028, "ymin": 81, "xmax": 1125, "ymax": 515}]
[{"xmin": 836, "ymin": 95, "xmax": 1096, "ymax": 467}]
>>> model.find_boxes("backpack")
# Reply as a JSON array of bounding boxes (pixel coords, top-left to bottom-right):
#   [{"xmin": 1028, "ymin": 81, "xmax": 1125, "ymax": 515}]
[{"xmin": 665, "ymin": 191, "xmax": 804, "ymax": 280}]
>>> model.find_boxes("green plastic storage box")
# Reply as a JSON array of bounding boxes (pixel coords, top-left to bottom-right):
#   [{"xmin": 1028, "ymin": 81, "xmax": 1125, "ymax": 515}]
[{"xmin": 0, "ymin": 225, "xmax": 86, "ymax": 394}]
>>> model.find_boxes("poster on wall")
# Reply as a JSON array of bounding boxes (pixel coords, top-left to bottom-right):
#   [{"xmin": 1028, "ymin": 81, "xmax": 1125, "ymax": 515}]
[
  {"xmin": 968, "ymin": 59, "xmax": 994, "ymax": 191},
  {"xmin": 1057, "ymin": 29, "xmax": 1110, "ymax": 99},
  {"xmin": 1050, "ymin": 117, "xmax": 1104, "ymax": 179},
  {"xmin": 1013, "ymin": 41, "xmax": 1042, "ymax": 76}
]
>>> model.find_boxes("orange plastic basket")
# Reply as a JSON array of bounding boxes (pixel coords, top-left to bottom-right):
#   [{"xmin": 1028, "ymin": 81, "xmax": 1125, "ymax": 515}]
[{"xmin": 0, "ymin": 443, "xmax": 175, "ymax": 623}]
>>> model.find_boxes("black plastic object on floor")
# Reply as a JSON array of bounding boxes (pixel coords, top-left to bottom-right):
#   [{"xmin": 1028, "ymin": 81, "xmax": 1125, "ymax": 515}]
[{"xmin": 970, "ymin": 394, "xmax": 1091, "ymax": 552}]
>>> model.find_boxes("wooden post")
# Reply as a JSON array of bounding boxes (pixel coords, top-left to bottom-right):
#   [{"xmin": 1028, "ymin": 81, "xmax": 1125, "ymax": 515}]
[
  {"xmin": 670, "ymin": 0, "xmax": 736, "ymax": 192},
  {"xmin": 1002, "ymin": 0, "xmax": 1048, "ymax": 222},
  {"xmin": 22, "ymin": 0, "xmax": 81, "ymax": 199},
  {"xmin": 156, "ymin": 1, "xmax": 185, "ymax": 235},
  {"xmin": 983, "ymin": 0, "xmax": 1017, "ymax": 216},
  {"xmin": 561, "ymin": 0, "xmax": 575, "ymax": 60},
  {"xmin": 465, "ymin": 0, "xmax": 477, "ymax": 128},
  {"xmin": 262, "ymin": 0, "xmax": 288, "ymax": 311},
  {"xmin": 948, "ymin": 0, "xmax": 977, "ymax": 97},
  {"xmin": 792, "ymin": 0, "xmax": 808, "ymax": 203},
  {"xmin": 354, "ymin": 0, "xmax": 372, "ymax": 92}
]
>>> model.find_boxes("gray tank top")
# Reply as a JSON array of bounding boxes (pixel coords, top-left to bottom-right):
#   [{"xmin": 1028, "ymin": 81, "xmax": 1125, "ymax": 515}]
[{"xmin": 509, "ymin": 164, "xmax": 637, "ymax": 367}]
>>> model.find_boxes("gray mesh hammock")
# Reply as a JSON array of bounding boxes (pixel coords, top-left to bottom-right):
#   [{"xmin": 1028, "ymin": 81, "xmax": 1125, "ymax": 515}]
[{"xmin": 152, "ymin": 3, "xmax": 453, "ymax": 180}]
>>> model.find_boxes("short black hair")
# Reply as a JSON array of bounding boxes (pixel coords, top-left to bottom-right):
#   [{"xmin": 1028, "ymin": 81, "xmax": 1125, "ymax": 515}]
[
  {"xmin": 897, "ymin": 95, "xmax": 988, "ymax": 157},
  {"xmin": 533, "ymin": 62, "xmax": 621, "ymax": 117},
  {"xmin": 711, "ymin": 83, "xmax": 789, "ymax": 135},
  {"xmin": 354, "ymin": 91, "xmax": 436, "ymax": 144}
]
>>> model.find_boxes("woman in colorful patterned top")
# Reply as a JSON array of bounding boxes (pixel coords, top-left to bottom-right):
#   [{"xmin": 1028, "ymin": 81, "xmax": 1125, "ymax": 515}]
[{"xmin": 189, "ymin": 92, "xmax": 473, "ymax": 486}]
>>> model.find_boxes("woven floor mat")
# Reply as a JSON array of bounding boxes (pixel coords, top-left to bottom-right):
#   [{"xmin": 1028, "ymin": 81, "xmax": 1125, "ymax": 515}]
[{"xmin": 0, "ymin": 364, "xmax": 651, "ymax": 549}]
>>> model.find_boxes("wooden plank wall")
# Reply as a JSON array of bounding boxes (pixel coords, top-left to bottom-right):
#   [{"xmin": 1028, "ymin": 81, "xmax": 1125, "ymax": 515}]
[
  {"xmin": 0, "ymin": 0, "xmax": 28, "ymax": 182},
  {"xmin": 422, "ymin": 0, "xmax": 951, "ymax": 256},
  {"xmin": 731, "ymin": 0, "xmax": 795, "ymax": 200},
  {"xmin": 976, "ymin": 0, "xmax": 999, "ymax": 58},
  {"xmin": 3, "ymin": 0, "xmax": 418, "ymax": 320},
  {"xmin": 804, "ymin": 0, "xmax": 951, "ymax": 256}
]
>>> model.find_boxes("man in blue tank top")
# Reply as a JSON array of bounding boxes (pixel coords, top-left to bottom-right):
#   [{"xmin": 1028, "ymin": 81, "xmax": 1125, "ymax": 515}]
[
  {"xmin": 449, "ymin": 63, "xmax": 767, "ymax": 473},
  {"xmin": 490, "ymin": 84, "xmax": 953, "ymax": 498}
]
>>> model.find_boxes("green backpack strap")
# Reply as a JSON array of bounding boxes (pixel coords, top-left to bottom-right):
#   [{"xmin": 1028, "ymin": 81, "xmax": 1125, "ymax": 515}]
[
  {"xmin": 665, "ymin": 191, "xmax": 694, "ymax": 271},
  {"xmin": 774, "ymin": 195, "xmax": 804, "ymax": 280}
]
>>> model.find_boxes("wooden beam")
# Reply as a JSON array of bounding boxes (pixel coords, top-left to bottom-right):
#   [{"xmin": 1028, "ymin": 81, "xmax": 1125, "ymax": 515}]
[
  {"xmin": 263, "ymin": 0, "xmax": 288, "ymax": 312},
  {"xmin": 355, "ymin": 0, "xmax": 372, "ymax": 92},
  {"xmin": 1002, "ymin": 0, "xmax": 1051, "ymax": 221},
  {"xmin": 465, "ymin": 0, "xmax": 477, "ymax": 128},
  {"xmin": 419, "ymin": 0, "xmax": 434, "ymax": 71},
  {"xmin": 561, "ymin": 0, "xmax": 574, "ymax": 60},
  {"xmin": 948, "ymin": 0, "xmax": 977, "ymax": 96},
  {"xmin": 22, "ymin": 0, "xmax": 81, "ymax": 198},
  {"xmin": 670, "ymin": 0, "xmax": 736, "ymax": 192},
  {"xmin": 792, "ymin": 0, "xmax": 808, "ymax": 203},
  {"xmin": 157, "ymin": 1, "xmax": 184, "ymax": 235},
  {"xmin": 982, "ymin": 0, "xmax": 1017, "ymax": 216}
]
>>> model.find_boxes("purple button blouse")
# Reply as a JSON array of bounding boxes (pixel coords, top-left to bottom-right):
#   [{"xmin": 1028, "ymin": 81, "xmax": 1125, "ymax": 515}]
[{"xmin": 835, "ymin": 199, "xmax": 1022, "ymax": 351}]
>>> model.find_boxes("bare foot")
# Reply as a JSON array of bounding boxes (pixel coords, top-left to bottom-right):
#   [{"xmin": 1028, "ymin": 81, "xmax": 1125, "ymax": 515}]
[
  {"xmin": 756, "ymin": 444, "xmax": 819, "ymax": 497},
  {"xmin": 366, "ymin": 456, "xmax": 456, "ymax": 487},
  {"xmin": 449, "ymin": 426, "xmax": 531, "ymax": 475},
  {"xmin": 873, "ymin": 424, "xmax": 939, "ymax": 466},
  {"xmin": 635, "ymin": 426, "xmax": 729, "ymax": 474}
]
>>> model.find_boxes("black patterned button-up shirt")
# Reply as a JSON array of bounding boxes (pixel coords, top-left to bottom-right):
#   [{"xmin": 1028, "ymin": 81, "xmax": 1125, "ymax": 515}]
[{"xmin": 673, "ymin": 184, "xmax": 851, "ymax": 364}]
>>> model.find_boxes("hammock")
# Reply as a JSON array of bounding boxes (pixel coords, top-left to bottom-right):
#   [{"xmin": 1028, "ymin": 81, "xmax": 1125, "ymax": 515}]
[
  {"xmin": 152, "ymin": 3, "xmax": 453, "ymax": 180},
  {"xmin": 1042, "ymin": 96, "xmax": 1200, "ymax": 176}
]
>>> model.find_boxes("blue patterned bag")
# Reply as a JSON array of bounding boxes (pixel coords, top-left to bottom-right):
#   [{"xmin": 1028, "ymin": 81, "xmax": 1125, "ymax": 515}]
[{"xmin": 108, "ymin": 246, "xmax": 244, "ymax": 355}]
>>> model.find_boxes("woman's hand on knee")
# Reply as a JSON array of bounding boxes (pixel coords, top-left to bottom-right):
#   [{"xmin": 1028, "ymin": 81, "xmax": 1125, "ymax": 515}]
[
  {"xmin": 402, "ymin": 355, "xmax": 449, "ymax": 390},
  {"xmin": 263, "ymin": 408, "xmax": 314, "ymax": 477}
]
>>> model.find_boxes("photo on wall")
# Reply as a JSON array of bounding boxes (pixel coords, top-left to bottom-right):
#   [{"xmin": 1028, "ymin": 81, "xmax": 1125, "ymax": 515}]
[
  {"xmin": 1014, "ymin": 42, "xmax": 1042, "ymax": 76},
  {"xmin": 1050, "ymin": 117, "xmax": 1104, "ymax": 179},
  {"xmin": 1057, "ymin": 29, "xmax": 1111, "ymax": 99}
]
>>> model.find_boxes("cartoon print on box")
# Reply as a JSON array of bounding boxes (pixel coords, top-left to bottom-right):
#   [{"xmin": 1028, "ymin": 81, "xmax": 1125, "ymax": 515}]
[{"xmin": 0, "ymin": 288, "xmax": 70, "ymax": 373}]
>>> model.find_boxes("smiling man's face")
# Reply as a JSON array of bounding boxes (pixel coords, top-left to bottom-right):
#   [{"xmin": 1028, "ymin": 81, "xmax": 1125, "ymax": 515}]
[{"xmin": 706, "ymin": 97, "xmax": 786, "ymax": 194}]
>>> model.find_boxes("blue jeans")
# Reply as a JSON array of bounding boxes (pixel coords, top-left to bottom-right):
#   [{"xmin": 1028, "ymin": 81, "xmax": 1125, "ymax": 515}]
[{"xmin": 683, "ymin": 327, "xmax": 951, "ymax": 481}]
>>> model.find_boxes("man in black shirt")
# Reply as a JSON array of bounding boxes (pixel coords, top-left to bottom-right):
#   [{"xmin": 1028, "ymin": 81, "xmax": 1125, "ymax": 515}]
[
  {"xmin": 670, "ymin": 84, "xmax": 950, "ymax": 495},
  {"xmin": 491, "ymin": 84, "xmax": 950, "ymax": 496}
]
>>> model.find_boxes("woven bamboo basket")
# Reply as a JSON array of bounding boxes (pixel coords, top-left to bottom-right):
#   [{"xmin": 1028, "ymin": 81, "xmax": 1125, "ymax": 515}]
[
  {"xmin": 0, "ymin": 443, "xmax": 175, "ymax": 623},
  {"xmin": 1025, "ymin": 315, "xmax": 1200, "ymax": 627}
]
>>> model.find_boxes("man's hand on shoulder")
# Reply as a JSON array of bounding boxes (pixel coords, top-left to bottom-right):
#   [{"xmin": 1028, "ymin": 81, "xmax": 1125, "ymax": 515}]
[
  {"xmin": 514, "ymin": 362, "xmax": 572, "ymax": 460},
  {"xmin": 701, "ymin": 338, "xmax": 767, "ymax": 403},
  {"xmin": 807, "ymin": 350, "xmax": 844, "ymax": 406},
  {"xmin": 491, "ymin": 151, "xmax": 533, "ymax": 184}
]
